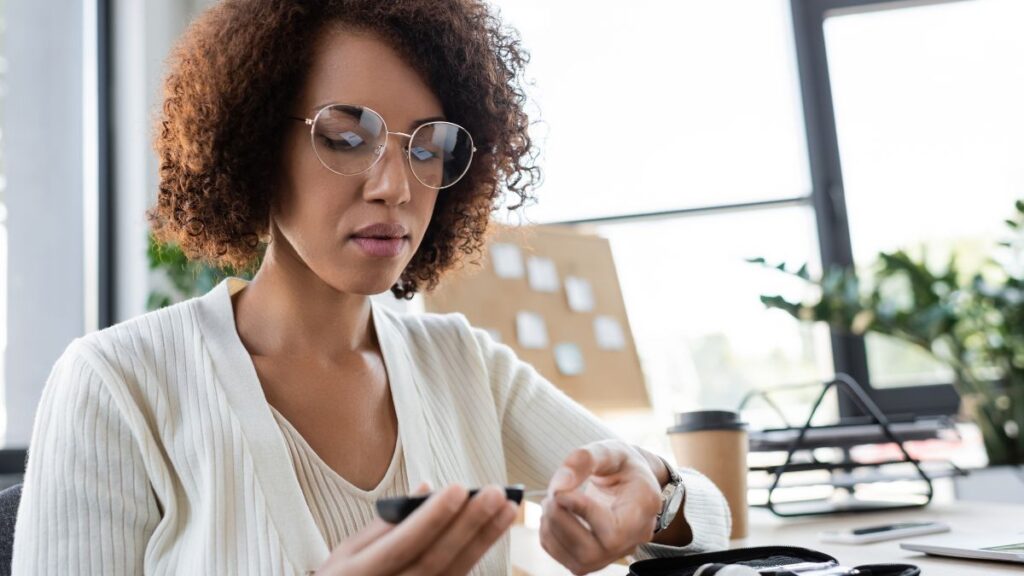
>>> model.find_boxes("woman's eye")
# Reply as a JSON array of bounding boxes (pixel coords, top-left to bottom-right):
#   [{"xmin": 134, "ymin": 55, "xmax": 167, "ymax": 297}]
[
  {"xmin": 409, "ymin": 145, "xmax": 440, "ymax": 162},
  {"xmin": 319, "ymin": 130, "xmax": 367, "ymax": 152}
]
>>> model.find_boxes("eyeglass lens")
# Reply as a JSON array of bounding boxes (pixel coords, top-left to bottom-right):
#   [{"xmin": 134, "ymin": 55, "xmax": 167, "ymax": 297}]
[{"xmin": 310, "ymin": 104, "xmax": 474, "ymax": 189}]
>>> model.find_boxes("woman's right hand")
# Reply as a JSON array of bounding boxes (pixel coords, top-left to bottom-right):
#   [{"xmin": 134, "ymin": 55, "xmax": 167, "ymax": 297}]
[{"xmin": 315, "ymin": 483, "xmax": 519, "ymax": 576}]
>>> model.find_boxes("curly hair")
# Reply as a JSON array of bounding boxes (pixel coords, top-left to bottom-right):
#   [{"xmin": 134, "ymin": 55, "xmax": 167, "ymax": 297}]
[{"xmin": 148, "ymin": 0, "xmax": 540, "ymax": 299}]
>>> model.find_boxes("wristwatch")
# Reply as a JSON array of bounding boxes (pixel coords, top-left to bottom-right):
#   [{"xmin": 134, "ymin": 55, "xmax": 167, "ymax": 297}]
[{"xmin": 654, "ymin": 456, "xmax": 685, "ymax": 534}]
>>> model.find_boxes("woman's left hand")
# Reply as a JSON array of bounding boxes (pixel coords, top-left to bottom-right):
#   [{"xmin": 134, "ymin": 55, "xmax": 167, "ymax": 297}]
[{"xmin": 540, "ymin": 440, "xmax": 663, "ymax": 575}]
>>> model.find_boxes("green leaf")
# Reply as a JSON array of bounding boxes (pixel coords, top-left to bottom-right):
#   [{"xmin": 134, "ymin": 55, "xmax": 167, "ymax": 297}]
[
  {"xmin": 146, "ymin": 233, "xmax": 258, "ymax": 308},
  {"xmin": 760, "ymin": 294, "xmax": 803, "ymax": 318}
]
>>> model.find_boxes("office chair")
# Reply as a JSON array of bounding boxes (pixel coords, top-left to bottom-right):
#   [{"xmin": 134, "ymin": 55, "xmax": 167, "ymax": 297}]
[
  {"xmin": 0, "ymin": 483, "xmax": 21, "ymax": 576},
  {"xmin": 0, "ymin": 448, "xmax": 28, "ymax": 576}
]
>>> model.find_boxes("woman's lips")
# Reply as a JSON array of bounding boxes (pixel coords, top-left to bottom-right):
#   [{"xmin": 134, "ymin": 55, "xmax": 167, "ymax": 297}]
[{"xmin": 351, "ymin": 236, "xmax": 407, "ymax": 258}]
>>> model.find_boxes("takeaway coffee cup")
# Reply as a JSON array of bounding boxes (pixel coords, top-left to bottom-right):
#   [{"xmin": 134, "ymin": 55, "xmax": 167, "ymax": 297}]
[{"xmin": 667, "ymin": 410, "xmax": 748, "ymax": 539}]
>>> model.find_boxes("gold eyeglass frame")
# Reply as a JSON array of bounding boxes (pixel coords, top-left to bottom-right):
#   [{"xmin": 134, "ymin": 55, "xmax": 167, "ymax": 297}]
[{"xmin": 289, "ymin": 103, "xmax": 477, "ymax": 190}]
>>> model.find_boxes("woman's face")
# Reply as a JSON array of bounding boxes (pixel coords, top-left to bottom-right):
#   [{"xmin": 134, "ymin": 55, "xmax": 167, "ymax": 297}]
[{"xmin": 273, "ymin": 26, "xmax": 444, "ymax": 295}]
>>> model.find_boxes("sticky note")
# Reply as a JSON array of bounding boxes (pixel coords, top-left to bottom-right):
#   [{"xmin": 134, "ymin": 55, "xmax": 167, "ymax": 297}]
[
  {"xmin": 594, "ymin": 316, "xmax": 626, "ymax": 350},
  {"xmin": 491, "ymin": 243, "xmax": 525, "ymax": 279},
  {"xmin": 565, "ymin": 276, "xmax": 595, "ymax": 312},
  {"xmin": 527, "ymin": 256, "xmax": 559, "ymax": 293},
  {"xmin": 516, "ymin": 311, "xmax": 549, "ymax": 349},
  {"xmin": 554, "ymin": 343, "xmax": 585, "ymax": 376}
]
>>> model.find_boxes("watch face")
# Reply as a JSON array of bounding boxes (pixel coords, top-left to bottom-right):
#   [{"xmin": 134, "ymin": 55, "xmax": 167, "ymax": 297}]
[{"xmin": 660, "ymin": 484, "xmax": 685, "ymax": 529}]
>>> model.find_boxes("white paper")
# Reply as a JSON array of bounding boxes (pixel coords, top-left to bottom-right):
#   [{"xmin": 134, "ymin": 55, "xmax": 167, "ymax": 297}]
[
  {"xmin": 516, "ymin": 311, "xmax": 549, "ymax": 349},
  {"xmin": 594, "ymin": 316, "xmax": 626, "ymax": 350},
  {"xmin": 484, "ymin": 328, "xmax": 502, "ymax": 343},
  {"xmin": 527, "ymin": 256, "xmax": 560, "ymax": 293},
  {"xmin": 554, "ymin": 343, "xmax": 585, "ymax": 376},
  {"xmin": 564, "ymin": 276, "xmax": 595, "ymax": 312},
  {"xmin": 490, "ymin": 243, "xmax": 525, "ymax": 279}
]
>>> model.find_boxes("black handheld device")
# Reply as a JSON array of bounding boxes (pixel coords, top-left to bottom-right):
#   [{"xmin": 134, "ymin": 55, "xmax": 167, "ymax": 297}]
[{"xmin": 376, "ymin": 485, "xmax": 529, "ymax": 524}]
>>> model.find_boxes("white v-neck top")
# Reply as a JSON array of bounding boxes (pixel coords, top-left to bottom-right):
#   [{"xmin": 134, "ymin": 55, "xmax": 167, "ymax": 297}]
[
  {"xmin": 271, "ymin": 407, "xmax": 453, "ymax": 569},
  {"xmin": 13, "ymin": 277, "xmax": 731, "ymax": 575}
]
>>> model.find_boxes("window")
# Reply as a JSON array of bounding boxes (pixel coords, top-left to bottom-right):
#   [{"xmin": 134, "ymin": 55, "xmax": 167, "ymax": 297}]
[
  {"xmin": 492, "ymin": 0, "xmax": 811, "ymax": 224},
  {"xmin": 0, "ymin": 0, "xmax": 7, "ymax": 439},
  {"xmin": 595, "ymin": 207, "xmax": 834, "ymax": 426},
  {"xmin": 489, "ymin": 0, "xmax": 1024, "ymax": 420},
  {"xmin": 787, "ymin": 0, "xmax": 1024, "ymax": 416},
  {"xmin": 823, "ymin": 0, "xmax": 1024, "ymax": 388},
  {"xmin": 3, "ymin": 0, "xmax": 96, "ymax": 446},
  {"xmin": 490, "ymin": 0, "xmax": 836, "ymax": 429}
]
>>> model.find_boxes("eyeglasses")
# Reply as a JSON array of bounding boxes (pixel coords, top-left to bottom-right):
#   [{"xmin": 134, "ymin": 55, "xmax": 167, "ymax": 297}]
[{"xmin": 289, "ymin": 104, "xmax": 477, "ymax": 190}]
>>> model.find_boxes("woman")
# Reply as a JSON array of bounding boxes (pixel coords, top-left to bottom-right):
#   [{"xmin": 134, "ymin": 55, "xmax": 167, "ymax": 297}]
[{"xmin": 12, "ymin": 1, "xmax": 730, "ymax": 574}]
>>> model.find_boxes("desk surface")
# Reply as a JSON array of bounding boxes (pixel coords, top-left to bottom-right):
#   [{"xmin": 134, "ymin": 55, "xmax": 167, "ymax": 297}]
[
  {"xmin": 512, "ymin": 500, "xmax": 1023, "ymax": 575},
  {"xmin": 740, "ymin": 500, "xmax": 1021, "ymax": 575}
]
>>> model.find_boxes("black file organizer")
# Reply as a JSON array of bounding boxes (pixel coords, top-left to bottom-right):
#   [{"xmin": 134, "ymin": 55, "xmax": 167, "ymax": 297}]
[{"xmin": 740, "ymin": 373, "xmax": 966, "ymax": 517}]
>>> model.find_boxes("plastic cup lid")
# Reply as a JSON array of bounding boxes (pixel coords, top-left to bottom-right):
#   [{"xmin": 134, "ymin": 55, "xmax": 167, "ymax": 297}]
[{"xmin": 667, "ymin": 410, "xmax": 747, "ymax": 434}]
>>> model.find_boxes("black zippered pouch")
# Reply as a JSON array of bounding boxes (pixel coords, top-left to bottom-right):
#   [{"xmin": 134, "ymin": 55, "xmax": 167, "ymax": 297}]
[{"xmin": 628, "ymin": 545, "xmax": 920, "ymax": 576}]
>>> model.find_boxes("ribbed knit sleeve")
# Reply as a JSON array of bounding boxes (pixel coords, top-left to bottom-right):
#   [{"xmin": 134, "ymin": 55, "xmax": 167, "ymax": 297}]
[
  {"xmin": 468, "ymin": 326, "xmax": 617, "ymax": 490},
  {"xmin": 12, "ymin": 339, "xmax": 161, "ymax": 575},
  {"xmin": 467, "ymin": 324, "xmax": 730, "ymax": 555}
]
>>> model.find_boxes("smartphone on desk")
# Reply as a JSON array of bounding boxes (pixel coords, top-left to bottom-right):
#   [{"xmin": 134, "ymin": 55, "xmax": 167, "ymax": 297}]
[{"xmin": 819, "ymin": 521, "xmax": 950, "ymax": 544}]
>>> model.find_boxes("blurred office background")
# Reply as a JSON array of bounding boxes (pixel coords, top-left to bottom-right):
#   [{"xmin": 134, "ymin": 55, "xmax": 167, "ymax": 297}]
[{"xmin": 2, "ymin": 0, "xmax": 1023, "ymax": 496}]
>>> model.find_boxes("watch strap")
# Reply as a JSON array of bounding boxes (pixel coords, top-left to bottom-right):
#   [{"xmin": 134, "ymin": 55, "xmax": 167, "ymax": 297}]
[{"xmin": 654, "ymin": 455, "xmax": 684, "ymax": 533}]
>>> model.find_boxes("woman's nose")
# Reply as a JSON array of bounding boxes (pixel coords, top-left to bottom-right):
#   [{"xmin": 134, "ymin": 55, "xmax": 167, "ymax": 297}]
[{"xmin": 361, "ymin": 134, "xmax": 413, "ymax": 206}]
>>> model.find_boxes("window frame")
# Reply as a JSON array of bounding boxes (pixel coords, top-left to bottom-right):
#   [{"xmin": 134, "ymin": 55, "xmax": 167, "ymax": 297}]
[
  {"xmin": 790, "ymin": 0, "xmax": 962, "ymax": 417},
  {"xmin": 97, "ymin": 0, "xmax": 116, "ymax": 329}
]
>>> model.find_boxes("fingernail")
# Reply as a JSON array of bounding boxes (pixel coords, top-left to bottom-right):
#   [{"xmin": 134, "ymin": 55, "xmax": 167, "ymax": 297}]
[
  {"xmin": 500, "ymin": 503, "xmax": 518, "ymax": 525},
  {"xmin": 446, "ymin": 484, "xmax": 468, "ymax": 511},
  {"xmin": 550, "ymin": 468, "xmax": 574, "ymax": 491},
  {"xmin": 480, "ymin": 486, "xmax": 503, "ymax": 512}
]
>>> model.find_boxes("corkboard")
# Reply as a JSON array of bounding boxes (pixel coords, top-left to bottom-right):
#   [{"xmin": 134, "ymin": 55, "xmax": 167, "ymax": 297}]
[{"xmin": 424, "ymin": 225, "xmax": 649, "ymax": 412}]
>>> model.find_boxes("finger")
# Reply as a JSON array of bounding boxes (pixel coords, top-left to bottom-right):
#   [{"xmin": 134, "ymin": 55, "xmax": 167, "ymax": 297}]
[
  {"xmin": 406, "ymin": 485, "xmax": 508, "ymax": 575},
  {"xmin": 443, "ymin": 501, "xmax": 519, "ymax": 575},
  {"xmin": 541, "ymin": 496, "xmax": 606, "ymax": 572},
  {"xmin": 580, "ymin": 442, "xmax": 630, "ymax": 478},
  {"xmin": 334, "ymin": 517, "xmax": 395, "ymax": 555},
  {"xmin": 359, "ymin": 484, "xmax": 470, "ymax": 573},
  {"xmin": 539, "ymin": 504, "xmax": 587, "ymax": 575},
  {"xmin": 554, "ymin": 490, "xmax": 627, "ymax": 551},
  {"xmin": 342, "ymin": 482, "xmax": 433, "ymax": 555},
  {"xmin": 550, "ymin": 443, "xmax": 632, "ymax": 496},
  {"xmin": 544, "ymin": 497, "xmax": 604, "ymax": 556},
  {"xmin": 549, "ymin": 449, "xmax": 593, "ymax": 495}
]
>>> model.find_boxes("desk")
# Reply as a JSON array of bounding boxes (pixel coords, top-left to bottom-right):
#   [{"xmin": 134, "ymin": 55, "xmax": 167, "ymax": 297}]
[
  {"xmin": 741, "ymin": 500, "xmax": 1021, "ymax": 575},
  {"xmin": 512, "ymin": 500, "xmax": 1023, "ymax": 575}
]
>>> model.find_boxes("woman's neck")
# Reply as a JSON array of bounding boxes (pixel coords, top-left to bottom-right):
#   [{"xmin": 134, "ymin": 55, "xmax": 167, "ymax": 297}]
[{"xmin": 232, "ymin": 242, "xmax": 376, "ymax": 361}]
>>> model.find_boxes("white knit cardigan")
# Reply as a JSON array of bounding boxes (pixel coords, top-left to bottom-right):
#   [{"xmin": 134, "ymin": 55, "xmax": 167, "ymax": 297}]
[{"xmin": 12, "ymin": 277, "xmax": 730, "ymax": 575}]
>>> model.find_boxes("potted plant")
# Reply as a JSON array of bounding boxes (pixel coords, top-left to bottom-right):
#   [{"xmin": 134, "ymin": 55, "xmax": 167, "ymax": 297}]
[
  {"xmin": 146, "ymin": 234, "xmax": 255, "ymax": 310},
  {"xmin": 751, "ymin": 201, "xmax": 1024, "ymax": 467}
]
